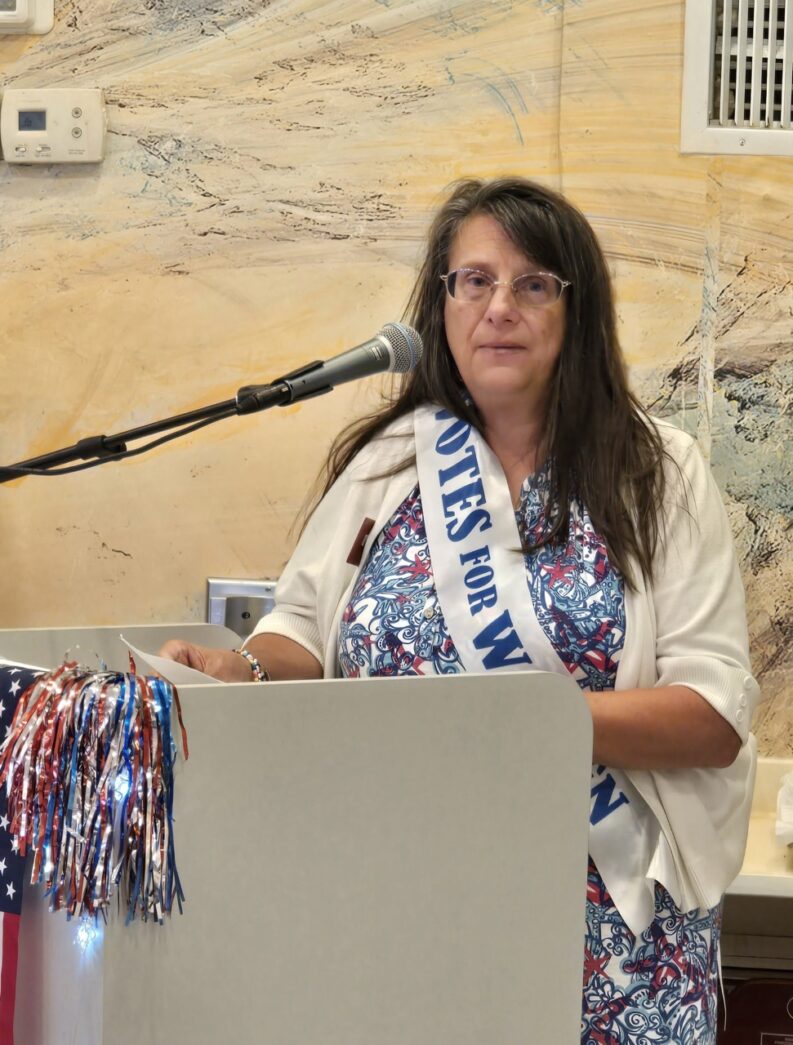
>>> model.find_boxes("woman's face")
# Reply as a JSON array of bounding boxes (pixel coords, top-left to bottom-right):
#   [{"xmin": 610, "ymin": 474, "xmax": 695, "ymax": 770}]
[{"xmin": 443, "ymin": 212, "xmax": 566, "ymax": 420}]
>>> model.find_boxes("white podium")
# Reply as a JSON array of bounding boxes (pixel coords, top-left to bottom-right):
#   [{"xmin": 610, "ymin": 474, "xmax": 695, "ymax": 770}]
[{"xmin": 11, "ymin": 669, "xmax": 592, "ymax": 1045}]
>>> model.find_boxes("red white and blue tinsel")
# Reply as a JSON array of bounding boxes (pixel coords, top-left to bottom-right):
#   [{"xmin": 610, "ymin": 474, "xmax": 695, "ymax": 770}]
[{"xmin": 0, "ymin": 662, "xmax": 188, "ymax": 924}]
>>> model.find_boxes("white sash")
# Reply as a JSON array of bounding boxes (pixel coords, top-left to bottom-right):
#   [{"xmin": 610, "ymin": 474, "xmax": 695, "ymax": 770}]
[{"xmin": 414, "ymin": 403, "xmax": 660, "ymax": 938}]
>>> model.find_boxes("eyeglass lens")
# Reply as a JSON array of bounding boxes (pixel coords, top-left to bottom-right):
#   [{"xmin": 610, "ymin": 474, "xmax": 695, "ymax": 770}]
[{"xmin": 447, "ymin": 269, "xmax": 564, "ymax": 307}]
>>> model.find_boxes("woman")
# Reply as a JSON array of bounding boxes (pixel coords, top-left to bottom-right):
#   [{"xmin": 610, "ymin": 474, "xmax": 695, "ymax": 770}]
[{"xmin": 162, "ymin": 178, "xmax": 759, "ymax": 1041}]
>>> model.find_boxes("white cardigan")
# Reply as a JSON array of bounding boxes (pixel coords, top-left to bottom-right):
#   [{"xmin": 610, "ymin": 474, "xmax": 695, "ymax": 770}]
[{"xmin": 251, "ymin": 413, "xmax": 760, "ymax": 915}]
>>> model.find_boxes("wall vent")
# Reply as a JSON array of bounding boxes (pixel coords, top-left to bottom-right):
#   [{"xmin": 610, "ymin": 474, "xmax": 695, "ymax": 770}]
[{"xmin": 682, "ymin": 0, "xmax": 793, "ymax": 155}]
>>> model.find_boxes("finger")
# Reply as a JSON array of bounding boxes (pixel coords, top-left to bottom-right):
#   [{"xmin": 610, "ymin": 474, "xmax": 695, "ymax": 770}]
[
  {"xmin": 158, "ymin": 640, "xmax": 205, "ymax": 671},
  {"xmin": 157, "ymin": 639, "xmax": 187, "ymax": 661}
]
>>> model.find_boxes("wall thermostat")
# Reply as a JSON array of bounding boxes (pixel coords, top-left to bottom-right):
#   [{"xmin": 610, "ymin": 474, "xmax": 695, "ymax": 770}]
[
  {"xmin": 0, "ymin": 0, "xmax": 53, "ymax": 34},
  {"xmin": 0, "ymin": 88, "xmax": 106, "ymax": 163}
]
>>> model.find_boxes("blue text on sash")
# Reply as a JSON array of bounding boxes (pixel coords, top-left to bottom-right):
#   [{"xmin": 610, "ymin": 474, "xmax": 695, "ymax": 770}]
[
  {"xmin": 432, "ymin": 408, "xmax": 532, "ymax": 671},
  {"xmin": 590, "ymin": 764, "xmax": 630, "ymax": 826},
  {"xmin": 472, "ymin": 610, "xmax": 533, "ymax": 669}
]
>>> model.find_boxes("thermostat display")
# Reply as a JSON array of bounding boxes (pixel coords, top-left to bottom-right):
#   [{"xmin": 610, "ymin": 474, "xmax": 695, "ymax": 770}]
[
  {"xmin": 19, "ymin": 110, "xmax": 46, "ymax": 131},
  {"xmin": 1, "ymin": 88, "xmax": 106, "ymax": 163}
]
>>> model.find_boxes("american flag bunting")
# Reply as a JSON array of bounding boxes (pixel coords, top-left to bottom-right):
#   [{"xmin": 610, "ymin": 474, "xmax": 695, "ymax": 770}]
[{"xmin": 0, "ymin": 664, "xmax": 42, "ymax": 1045}]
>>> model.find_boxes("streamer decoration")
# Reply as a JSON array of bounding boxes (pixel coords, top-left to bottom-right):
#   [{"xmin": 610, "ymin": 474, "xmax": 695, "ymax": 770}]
[{"xmin": 0, "ymin": 662, "xmax": 188, "ymax": 923}]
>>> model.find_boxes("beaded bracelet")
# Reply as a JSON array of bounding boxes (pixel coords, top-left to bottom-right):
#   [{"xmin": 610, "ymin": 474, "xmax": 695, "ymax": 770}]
[{"xmin": 233, "ymin": 647, "xmax": 270, "ymax": 683}]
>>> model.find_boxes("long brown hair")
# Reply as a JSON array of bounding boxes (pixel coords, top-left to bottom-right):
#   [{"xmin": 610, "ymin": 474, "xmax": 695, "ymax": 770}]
[{"xmin": 318, "ymin": 177, "xmax": 670, "ymax": 588}]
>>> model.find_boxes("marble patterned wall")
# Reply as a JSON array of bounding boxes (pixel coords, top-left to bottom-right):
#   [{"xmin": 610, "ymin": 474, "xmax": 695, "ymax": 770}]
[{"xmin": 1, "ymin": 0, "xmax": 790, "ymax": 753}]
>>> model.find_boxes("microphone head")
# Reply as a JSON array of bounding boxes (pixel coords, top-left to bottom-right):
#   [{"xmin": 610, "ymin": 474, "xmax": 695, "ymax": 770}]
[{"xmin": 379, "ymin": 323, "xmax": 424, "ymax": 374}]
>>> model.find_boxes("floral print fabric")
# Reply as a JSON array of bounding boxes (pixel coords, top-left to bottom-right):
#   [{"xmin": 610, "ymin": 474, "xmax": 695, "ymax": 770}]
[
  {"xmin": 515, "ymin": 465, "xmax": 625, "ymax": 691},
  {"xmin": 339, "ymin": 486, "xmax": 461, "ymax": 678},
  {"xmin": 583, "ymin": 858, "xmax": 720, "ymax": 1044}
]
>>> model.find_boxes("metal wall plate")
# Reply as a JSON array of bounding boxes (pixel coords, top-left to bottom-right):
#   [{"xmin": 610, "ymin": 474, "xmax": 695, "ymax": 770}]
[{"xmin": 206, "ymin": 577, "xmax": 277, "ymax": 636}]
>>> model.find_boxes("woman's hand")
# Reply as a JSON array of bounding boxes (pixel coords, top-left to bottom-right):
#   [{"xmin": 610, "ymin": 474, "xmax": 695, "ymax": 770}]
[
  {"xmin": 158, "ymin": 634, "xmax": 322, "ymax": 682},
  {"xmin": 157, "ymin": 640, "xmax": 254, "ymax": 683}
]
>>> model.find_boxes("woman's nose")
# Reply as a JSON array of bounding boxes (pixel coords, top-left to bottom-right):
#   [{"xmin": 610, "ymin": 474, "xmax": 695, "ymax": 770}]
[{"xmin": 484, "ymin": 282, "xmax": 520, "ymax": 318}]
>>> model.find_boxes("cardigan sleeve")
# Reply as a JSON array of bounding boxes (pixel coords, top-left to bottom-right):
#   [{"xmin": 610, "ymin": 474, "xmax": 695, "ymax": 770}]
[
  {"xmin": 245, "ymin": 472, "xmax": 353, "ymax": 665},
  {"xmin": 651, "ymin": 426, "xmax": 761, "ymax": 743}
]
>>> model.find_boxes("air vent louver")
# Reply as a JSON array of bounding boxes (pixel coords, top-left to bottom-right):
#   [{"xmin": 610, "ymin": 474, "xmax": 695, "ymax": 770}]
[{"xmin": 682, "ymin": 0, "xmax": 793, "ymax": 154}]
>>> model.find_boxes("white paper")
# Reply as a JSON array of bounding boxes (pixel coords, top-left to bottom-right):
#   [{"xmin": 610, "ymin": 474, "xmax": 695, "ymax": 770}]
[
  {"xmin": 776, "ymin": 769, "xmax": 793, "ymax": 848},
  {"xmin": 120, "ymin": 636, "xmax": 220, "ymax": 685}
]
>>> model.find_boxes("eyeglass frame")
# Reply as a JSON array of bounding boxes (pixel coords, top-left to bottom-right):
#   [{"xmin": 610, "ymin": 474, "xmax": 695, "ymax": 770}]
[{"xmin": 440, "ymin": 267, "xmax": 572, "ymax": 308}]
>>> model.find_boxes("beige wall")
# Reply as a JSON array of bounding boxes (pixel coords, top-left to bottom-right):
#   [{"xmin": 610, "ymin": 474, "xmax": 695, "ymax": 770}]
[{"xmin": 1, "ymin": 0, "xmax": 790, "ymax": 754}]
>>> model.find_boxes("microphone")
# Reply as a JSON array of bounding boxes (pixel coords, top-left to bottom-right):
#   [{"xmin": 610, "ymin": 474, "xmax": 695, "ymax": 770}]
[{"xmin": 236, "ymin": 323, "xmax": 423, "ymax": 412}]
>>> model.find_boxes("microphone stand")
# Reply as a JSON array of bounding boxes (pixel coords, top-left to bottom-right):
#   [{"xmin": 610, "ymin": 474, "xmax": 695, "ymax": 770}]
[{"xmin": 0, "ymin": 362, "xmax": 329, "ymax": 485}]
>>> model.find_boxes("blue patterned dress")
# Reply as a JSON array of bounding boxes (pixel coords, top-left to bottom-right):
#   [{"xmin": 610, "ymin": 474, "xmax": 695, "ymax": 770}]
[{"xmin": 338, "ymin": 466, "xmax": 721, "ymax": 1043}]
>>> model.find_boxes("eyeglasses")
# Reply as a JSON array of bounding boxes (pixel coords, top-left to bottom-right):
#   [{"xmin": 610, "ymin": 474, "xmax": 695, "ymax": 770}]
[{"xmin": 441, "ymin": 268, "xmax": 571, "ymax": 309}]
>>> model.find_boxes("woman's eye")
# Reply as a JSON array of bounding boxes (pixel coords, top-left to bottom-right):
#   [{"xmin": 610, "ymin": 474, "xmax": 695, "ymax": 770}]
[{"xmin": 464, "ymin": 272, "xmax": 491, "ymax": 289}]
